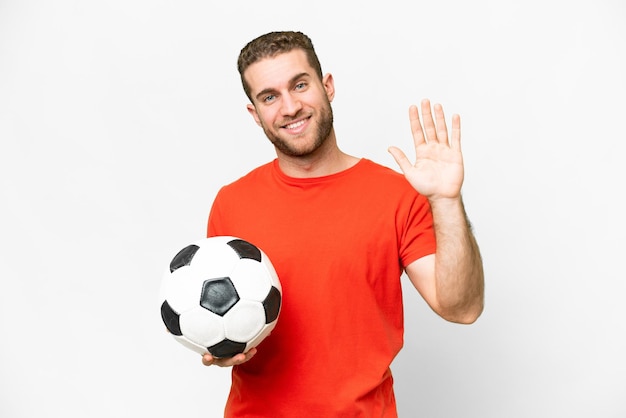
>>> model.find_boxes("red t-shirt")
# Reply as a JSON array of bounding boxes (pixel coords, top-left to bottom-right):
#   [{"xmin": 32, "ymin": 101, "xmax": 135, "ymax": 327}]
[{"xmin": 207, "ymin": 159, "xmax": 436, "ymax": 417}]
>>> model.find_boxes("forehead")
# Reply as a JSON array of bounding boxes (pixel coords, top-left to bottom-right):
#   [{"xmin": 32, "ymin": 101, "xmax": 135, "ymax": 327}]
[{"xmin": 244, "ymin": 49, "xmax": 315, "ymax": 95}]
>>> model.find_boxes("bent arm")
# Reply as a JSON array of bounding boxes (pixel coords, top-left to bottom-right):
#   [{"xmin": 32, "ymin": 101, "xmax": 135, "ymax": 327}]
[{"xmin": 406, "ymin": 196, "xmax": 484, "ymax": 324}]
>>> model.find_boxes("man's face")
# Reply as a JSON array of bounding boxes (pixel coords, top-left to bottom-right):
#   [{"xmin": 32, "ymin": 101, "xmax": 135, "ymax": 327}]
[{"xmin": 244, "ymin": 49, "xmax": 335, "ymax": 158}]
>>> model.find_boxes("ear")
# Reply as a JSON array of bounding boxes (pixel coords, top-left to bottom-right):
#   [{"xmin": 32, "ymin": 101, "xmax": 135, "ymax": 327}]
[
  {"xmin": 322, "ymin": 73, "xmax": 335, "ymax": 102},
  {"xmin": 247, "ymin": 103, "xmax": 262, "ymax": 126}
]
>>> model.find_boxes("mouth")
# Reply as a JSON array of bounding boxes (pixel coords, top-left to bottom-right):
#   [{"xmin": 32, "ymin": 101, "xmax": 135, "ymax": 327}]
[
  {"xmin": 281, "ymin": 116, "xmax": 311, "ymax": 134},
  {"xmin": 284, "ymin": 120, "xmax": 306, "ymax": 129}
]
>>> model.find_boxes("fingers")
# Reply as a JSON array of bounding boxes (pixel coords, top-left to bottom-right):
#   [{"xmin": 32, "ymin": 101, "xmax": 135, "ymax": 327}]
[
  {"xmin": 410, "ymin": 99, "xmax": 458, "ymax": 147},
  {"xmin": 409, "ymin": 104, "xmax": 426, "ymax": 147},
  {"xmin": 202, "ymin": 352, "xmax": 241, "ymax": 367},
  {"xmin": 202, "ymin": 353, "xmax": 214, "ymax": 366},
  {"xmin": 420, "ymin": 99, "xmax": 439, "ymax": 143},
  {"xmin": 202, "ymin": 347, "xmax": 258, "ymax": 367},
  {"xmin": 451, "ymin": 113, "xmax": 461, "ymax": 151},
  {"xmin": 433, "ymin": 102, "xmax": 448, "ymax": 144}
]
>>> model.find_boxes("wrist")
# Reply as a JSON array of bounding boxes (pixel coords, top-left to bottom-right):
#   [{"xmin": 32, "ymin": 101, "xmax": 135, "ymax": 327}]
[
  {"xmin": 428, "ymin": 195, "xmax": 472, "ymax": 229},
  {"xmin": 428, "ymin": 195, "xmax": 464, "ymax": 212}
]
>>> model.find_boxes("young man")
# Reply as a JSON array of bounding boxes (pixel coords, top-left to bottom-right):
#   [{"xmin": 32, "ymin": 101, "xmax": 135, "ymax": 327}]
[{"xmin": 204, "ymin": 31, "xmax": 484, "ymax": 417}]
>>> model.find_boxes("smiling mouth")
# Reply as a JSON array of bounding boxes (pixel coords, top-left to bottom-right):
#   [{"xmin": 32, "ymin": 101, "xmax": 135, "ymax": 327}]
[
  {"xmin": 282, "ymin": 116, "xmax": 310, "ymax": 130},
  {"xmin": 284, "ymin": 120, "xmax": 305, "ymax": 129}
]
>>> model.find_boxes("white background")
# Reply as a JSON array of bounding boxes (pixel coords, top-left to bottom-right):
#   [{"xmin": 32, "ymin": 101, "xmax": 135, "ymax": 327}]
[{"xmin": 1, "ymin": 0, "xmax": 625, "ymax": 417}]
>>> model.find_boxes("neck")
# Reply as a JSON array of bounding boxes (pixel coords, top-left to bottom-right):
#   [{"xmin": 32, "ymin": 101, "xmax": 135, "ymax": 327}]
[{"xmin": 275, "ymin": 131, "xmax": 359, "ymax": 178}]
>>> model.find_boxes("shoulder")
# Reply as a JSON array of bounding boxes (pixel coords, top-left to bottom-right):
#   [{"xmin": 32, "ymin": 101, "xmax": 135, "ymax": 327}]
[
  {"xmin": 219, "ymin": 161, "xmax": 275, "ymax": 191},
  {"xmin": 356, "ymin": 159, "xmax": 417, "ymax": 193},
  {"xmin": 211, "ymin": 162, "xmax": 276, "ymax": 210},
  {"xmin": 358, "ymin": 159, "xmax": 406, "ymax": 180}
]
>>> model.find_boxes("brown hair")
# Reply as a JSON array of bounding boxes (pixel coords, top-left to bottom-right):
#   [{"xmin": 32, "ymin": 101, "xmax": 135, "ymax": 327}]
[{"xmin": 237, "ymin": 31, "xmax": 324, "ymax": 101}]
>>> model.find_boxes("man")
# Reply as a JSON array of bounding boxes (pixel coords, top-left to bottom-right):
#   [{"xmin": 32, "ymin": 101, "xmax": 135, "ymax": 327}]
[{"xmin": 203, "ymin": 31, "xmax": 484, "ymax": 417}]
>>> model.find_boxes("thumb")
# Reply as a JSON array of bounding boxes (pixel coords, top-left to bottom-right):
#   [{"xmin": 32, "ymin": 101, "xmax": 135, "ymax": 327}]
[
  {"xmin": 202, "ymin": 353, "xmax": 215, "ymax": 366},
  {"xmin": 388, "ymin": 146, "xmax": 412, "ymax": 174}
]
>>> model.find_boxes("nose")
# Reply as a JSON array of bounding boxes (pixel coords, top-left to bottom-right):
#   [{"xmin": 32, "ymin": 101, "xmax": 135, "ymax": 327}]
[{"xmin": 280, "ymin": 92, "xmax": 302, "ymax": 117}]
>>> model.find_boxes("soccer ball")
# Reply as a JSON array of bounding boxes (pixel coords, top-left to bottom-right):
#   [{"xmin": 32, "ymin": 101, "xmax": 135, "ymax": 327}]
[{"xmin": 160, "ymin": 236, "xmax": 282, "ymax": 358}]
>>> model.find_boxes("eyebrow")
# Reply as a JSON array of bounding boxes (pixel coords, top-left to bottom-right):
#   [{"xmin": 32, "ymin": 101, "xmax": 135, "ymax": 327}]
[{"xmin": 254, "ymin": 72, "xmax": 311, "ymax": 102}]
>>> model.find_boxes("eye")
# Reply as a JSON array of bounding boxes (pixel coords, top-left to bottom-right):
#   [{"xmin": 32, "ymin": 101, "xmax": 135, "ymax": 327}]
[
  {"xmin": 263, "ymin": 94, "xmax": 276, "ymax": 103},
  {"xmin": 295, "ymin": 82, "xmax": 307, "ymax": 91}
]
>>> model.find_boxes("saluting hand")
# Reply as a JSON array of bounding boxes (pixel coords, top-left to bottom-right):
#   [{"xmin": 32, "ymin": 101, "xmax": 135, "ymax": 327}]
[{"xmin": 388, "ymin": 99, "xmax": 464, "ymax": 201}]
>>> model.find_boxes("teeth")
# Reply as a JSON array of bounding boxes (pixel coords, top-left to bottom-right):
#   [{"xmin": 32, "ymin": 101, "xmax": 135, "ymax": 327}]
[{"xmin": 285, "ymin": 120, "xmax": 305, "ymax": 129}]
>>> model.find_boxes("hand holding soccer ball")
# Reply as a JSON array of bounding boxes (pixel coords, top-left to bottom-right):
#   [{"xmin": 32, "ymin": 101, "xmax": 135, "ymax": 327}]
[{"xmin": 201, "ymin": 346, "xmax": 258, "ymax": 367}]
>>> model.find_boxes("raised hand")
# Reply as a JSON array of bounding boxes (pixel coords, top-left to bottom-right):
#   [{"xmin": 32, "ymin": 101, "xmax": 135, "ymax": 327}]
[{"xmin": 388, "ymin": 99, "xmax": 464, "ymax": 201}]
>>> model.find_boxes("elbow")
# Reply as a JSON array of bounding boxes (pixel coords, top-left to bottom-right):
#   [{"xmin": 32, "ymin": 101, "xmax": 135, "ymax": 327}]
[
  {"xmin": 438, "ymin": 274, "xmax": 485, "ymax": 324},
  {"xmin": 450, "ymin": 305, "xmax": 483, "ymax": 324},
  {"xmin": 437, "ymin": 298, "xmax": 484, "ymax": 324}
]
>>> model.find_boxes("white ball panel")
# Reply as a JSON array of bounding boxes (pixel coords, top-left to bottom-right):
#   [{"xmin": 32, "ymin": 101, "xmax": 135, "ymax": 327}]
[
  {"xmin": 162, "ymin": 267, "xmax": 206, "ymax": 313},
  {"xmin": 229, "ymin": 259, "xmax": 271, "ymax": 301},
  {"xmin": 223, "ymin": 300, "xmax": 265, "ymax": 342},
  {"xmin": 259, "ymin": 249, "xmax": 282, "ymax": 291},
  {"xmin": 173, "ymin": 335, "xmax": 209, "ymax": 355},
  {"xmin": 188, "ymin": 236, "xmax": 240, "ymax": 278},
  {"xmin": 158, "ymin": 267, "xmax": 172, "ymax": 302},
  {"xmin": 180, "ymin": 308, "xmax": 225, "ymax": 347}
]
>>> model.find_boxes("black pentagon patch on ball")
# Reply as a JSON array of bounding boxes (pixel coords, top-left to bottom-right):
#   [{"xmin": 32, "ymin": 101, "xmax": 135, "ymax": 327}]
[
  {"xmin": 161, "ymin": 300, "xmax": 182, "ymax": 336},
  {"xmin": 200, "ymin": 277, "xmax": 240, "ymax": 316},
  {"xmin": 169, "ymin": 244, "xmax": 200, "ymax": 273},
  {"xmin": 208, "ymin": 339, "xmax": 247, "ymax": 358},
  {"xmin": 263, "ymin": 286, "xmax": 281, "ymax": 324},
  {"xmin": 227, "ymin": 239, "xmax": 261, "ymax": 262}
]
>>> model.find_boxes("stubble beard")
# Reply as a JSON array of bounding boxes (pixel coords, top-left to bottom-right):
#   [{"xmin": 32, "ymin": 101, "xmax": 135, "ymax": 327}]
[{"xmin": 262, "ymin": 101, "xmax": 334, "ymax": 158}]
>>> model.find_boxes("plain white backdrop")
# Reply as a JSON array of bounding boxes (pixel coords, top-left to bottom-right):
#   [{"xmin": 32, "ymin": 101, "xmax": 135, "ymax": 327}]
[{"xmin": 1, "ymin": 0, "xmax": 625, "ymax": 417}]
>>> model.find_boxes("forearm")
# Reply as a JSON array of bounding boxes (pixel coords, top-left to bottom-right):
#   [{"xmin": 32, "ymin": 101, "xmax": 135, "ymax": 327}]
[{"xmin": 430, "ymin": 196, "xmax": 484, "ymax": 323}]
